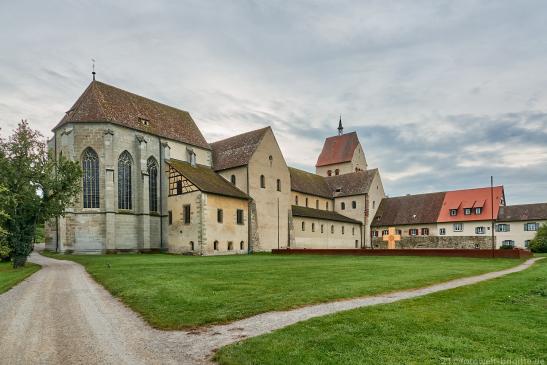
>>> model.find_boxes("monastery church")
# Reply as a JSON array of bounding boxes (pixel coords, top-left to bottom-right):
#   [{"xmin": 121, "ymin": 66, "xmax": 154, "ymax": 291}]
[
  {"xmin": 45, "ymin": 80, "xmax": 385, "ymax": 254},
  {"xmin": 46, "ymin": 80, "xmax": 547, "ymax": 254}
]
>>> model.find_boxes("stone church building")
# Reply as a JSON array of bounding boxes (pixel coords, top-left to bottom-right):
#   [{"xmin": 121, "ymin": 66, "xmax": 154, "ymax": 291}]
[{"xmin": 45, "ymin": 80, "xmax": 385, "ymax": 254}]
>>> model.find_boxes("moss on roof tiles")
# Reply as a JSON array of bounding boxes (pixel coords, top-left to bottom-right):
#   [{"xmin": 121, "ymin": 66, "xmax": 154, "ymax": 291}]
[
  {"xmin": 168, "ymin": 159, "xmax": 249, "ymax": 200},
  {"xmin": 292, "ymin": 205, "xmax": 361, "ymax": 224}
]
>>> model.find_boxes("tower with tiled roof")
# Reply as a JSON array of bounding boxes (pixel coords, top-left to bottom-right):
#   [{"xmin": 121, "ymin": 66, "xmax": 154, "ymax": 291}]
[{"xmin": 315, "ymin": 121, "xmax": 368, "ymax": 177}]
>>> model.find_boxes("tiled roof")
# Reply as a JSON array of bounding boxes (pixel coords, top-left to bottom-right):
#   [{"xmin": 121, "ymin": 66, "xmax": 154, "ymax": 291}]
[
  {"xmin": 438, "ymin": 186, "xmax": 504, "ymax": 223},
  {"xmin": 325, "ymin": 169, "xmax": 378, "ymax": 198},
  {"xmin": 371, "ymin": 192, "xmax": 446, "ymax": 227},
  {"xmin": 54, "ymin": 81, "xmax": 210, "ymax": 149},
  {"xmin": 497, "ymin": 203, "xmax": 547, "ymax": 222},
  {"xmin": 210, "ymin": 127, "xmax": 270, "ymax": 171},
  {"xmin": 316, "ymin": 132, "xmax": 359, "ymax": 167},
  {"xmin": 289, "ymin": 167, "xmax": 333, "ymax": 198},
  {"xmin": 167, "ymin": 159, "xmax": 249, "ymax": 200},
  {"xmin": 292, "ymin": 205, "xmax": 362, "ymax": 224}
]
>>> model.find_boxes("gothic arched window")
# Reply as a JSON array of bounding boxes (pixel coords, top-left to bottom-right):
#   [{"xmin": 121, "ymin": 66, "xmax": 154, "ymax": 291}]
[
  {"xmin": 82, "ymin": 147, "xmax": 99, "ymax": 208},
  {"xmin": 147, "ymin": 157, "xmax": 158, "ymax": 212},
  {"xmin": 118, "ymin": 151, "xmax": 133, "ymax": 210}
]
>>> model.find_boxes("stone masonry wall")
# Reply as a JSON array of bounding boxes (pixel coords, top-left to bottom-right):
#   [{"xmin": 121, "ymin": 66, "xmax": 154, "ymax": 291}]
[{"xmin": 373, "ymin": 235, "xmax": 493, "ymax": 249}]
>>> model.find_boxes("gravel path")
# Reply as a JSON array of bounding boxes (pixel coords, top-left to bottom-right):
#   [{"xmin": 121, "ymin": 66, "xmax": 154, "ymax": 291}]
[{"xmin": 0, "ymin": 252, "xmax": 542, "ymax": 365}]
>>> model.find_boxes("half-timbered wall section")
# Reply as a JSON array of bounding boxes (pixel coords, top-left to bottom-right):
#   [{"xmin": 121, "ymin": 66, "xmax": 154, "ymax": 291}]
[{"xmin": 168, "ymin": 165, "xmax": 198, "ymax": 196}]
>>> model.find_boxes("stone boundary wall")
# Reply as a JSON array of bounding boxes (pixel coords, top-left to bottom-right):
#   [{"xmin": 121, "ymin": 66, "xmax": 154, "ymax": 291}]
[
  {"xmin": 372, "ymin": 236, "xmax": 493, "ymax": 249},
  {"xmin": 272, "ymin": 248, "xmax": 533, "ymax": 259}
]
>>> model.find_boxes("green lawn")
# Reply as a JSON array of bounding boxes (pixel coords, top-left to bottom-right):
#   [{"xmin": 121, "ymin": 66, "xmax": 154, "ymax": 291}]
[
  {"xmin": 215, "ymin": 258, "xmax": 546, "ymax": 365},
  {"xmin": 42, "ymin": 252, "xmax": 522, "ymax": 329},
  {"xmin": 0, "ymin": 261, "xmax": 41, "ymax": 294}
]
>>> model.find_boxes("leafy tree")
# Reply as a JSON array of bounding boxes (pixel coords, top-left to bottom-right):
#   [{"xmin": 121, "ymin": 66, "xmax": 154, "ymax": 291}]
[
  {"xmin": 0, "ymin": 121, "xmax": 81, "ymax": 267},
  {"xmin": 529, "ymin": 223, "xmax": 547, "ymax": 253},
  {"xmin": 0, "ymin": 185, "xmax": 10, "ymax": 261}
]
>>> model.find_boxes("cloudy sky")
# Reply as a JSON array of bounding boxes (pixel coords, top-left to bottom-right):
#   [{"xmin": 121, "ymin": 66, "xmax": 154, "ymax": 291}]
[{"xmin": 1, "ymin": 1, "xmax": 547, "ymax": 204}]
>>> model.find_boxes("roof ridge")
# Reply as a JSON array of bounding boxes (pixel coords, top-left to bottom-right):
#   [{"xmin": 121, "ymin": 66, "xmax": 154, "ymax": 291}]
[
  {"xmin": 210, "ymin": 126, "xmax": 270, "ymax": 146},
  {"xmin": 93, "ymin": 81, "xmax": 191, "ymax": 114}
]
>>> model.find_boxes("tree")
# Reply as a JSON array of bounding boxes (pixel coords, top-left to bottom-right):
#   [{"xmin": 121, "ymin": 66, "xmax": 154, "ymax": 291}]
[
  {"xmin": 0, "ymin": 121, "xmax": 81, "ymax": 267},
  {"xmin": 529, "ymin": 223, "xmax": 547, "ymax": 253},
  {"xmin": 0, "ymin": 185, "xmax": 10, "ymax": 261}
]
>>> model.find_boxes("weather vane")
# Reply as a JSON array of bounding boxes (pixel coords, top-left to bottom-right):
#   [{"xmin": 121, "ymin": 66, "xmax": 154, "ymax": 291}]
[{"xmin": 92, "ymin": 59, "xmax": 96, "ymax": 81}]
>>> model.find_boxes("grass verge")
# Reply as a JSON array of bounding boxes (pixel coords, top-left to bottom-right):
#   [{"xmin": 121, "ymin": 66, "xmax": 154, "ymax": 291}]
[
  {"xmin": 215, "ymin": 258, "xmax": 546, "ymax": 365},
  {"xmin": 0, "ymin": 261, "xmax": 41, "ymax": 294}
]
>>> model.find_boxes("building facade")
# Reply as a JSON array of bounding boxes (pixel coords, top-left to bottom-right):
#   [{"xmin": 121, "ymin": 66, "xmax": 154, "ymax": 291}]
[
  {"xmin": 46, "ymin": 80, "xmax": 385, "ymax": 254},
  {"xmin": 371, "ymin": 187, "xmax": 546, "ymax": 249}
]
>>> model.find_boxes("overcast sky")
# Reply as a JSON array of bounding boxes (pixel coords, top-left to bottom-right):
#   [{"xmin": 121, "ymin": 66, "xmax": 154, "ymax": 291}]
[{"xmin": 1, "ymin": 1, "xmax": 547, "ymax": 204}]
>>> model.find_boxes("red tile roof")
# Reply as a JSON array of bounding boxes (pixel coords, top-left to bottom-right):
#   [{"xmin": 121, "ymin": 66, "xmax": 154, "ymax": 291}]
[
  {"xmin": 437, "ymin": 186, "xmax": 505, "ymax": 223},
  {"xmin": 372, "ymin": 186, "xmax": 506, "ymax": 227},
  {"xmin": 54, "ymin": 81, "xmax": 210, "ymax": 149},
  {"xmin": 210, "ymin": 127, "xmax": 270, "ymax": 171},
  {"xmin": 316, "ymin": 132, "xmax": 360, "ymax": 167}
]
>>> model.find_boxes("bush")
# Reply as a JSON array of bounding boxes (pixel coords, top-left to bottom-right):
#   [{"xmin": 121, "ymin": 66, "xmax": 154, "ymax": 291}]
[
  {"xmin": 499, "ymin": 243, "xmax": 515, "ymax": 250},
  {"xmin": 0, "ymin": 239, "xmax": 11, "ymax": 261},
  {"xmin": 529, "ymin": 224, "xmax": 547, "ymax": 253}
]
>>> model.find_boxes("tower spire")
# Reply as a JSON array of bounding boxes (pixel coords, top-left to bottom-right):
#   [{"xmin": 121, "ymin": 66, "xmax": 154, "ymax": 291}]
[
  {"xmin": 338, "ymin": 114, "xmax": 343, "ymax": 135},
  {"xmin": 92, "ymin": 59, "xmax": 96, "ymax": 81}
]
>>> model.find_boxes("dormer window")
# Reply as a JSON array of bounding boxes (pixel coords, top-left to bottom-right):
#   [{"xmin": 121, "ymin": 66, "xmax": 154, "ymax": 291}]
[
  {"xmin": 475, "ymin": 207, "xmax": 482, "ymax": 215},
  {"xmin": 449, "ymin": 209, "xmax": 457, "ymax": 216},
  {"xmin": 464, "ymin": 208, "xmax": 472, "ymax": 215},
  {"xmin": 335, "ymin": 188, "xmax": 341, "ymax": 193},
  {"xmin": 139, "ymin": 117, "xmax": 150, "ymax": 126},
  {"xmin": 186, "ymin": 148, "xmax": 196, "ymax": 166}
]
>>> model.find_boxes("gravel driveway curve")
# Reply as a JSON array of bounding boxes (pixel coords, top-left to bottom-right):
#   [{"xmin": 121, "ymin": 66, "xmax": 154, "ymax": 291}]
[{"xmin": 0, "ymin": 252, "xmax": 542, "ymax": 365}]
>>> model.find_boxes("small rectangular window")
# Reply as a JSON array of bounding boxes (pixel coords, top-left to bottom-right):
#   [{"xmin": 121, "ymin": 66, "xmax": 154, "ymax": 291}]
[
  {"xmin": 168, "ymin": 211, "xmax": 172, "ymax": 225},
  {"xmin": 464, "ymin": 208, "xmax": 472, "ymax": 215},
  {"xmin": 277, "ymin": 179, "xmax": 281, "ymax": 192},
  {"xmin": 176, "ymin": 181, "xmax": 183, "ymax": 195},
  {"xmin": 421, "ymin": 228, "xmax": 429, "ymax": 236},
  {"xmin": 409, "ymin": 229, "xmax": 418, "ymax": 236},
  {"xmin": 453, "ymin": 223, "xmax": 463, "ymax": 232},
  {"xmin": 524, "ymin": 223, "xmax": 538, "ymax": 231},
  {"xmin": 496, "ymin": 224, "xmax": 510, "ymax": 232},
  {"xmin": 237, "ymin": 209, "xmax": 244, "ymax": 225},
  {"xmin": 184, "ymin": 205, "xmax": 191, "ymax": 224},
  {"xmin": 217, "ymin": 209, "xmax": 223, "ymax": 223},
  {"xmin": 475, "ymin": 226, "xmax": 485, "ymax": 234},
  {"xmin": 439, "ymin": 228, "xmax": 446, "ymax": 235}
]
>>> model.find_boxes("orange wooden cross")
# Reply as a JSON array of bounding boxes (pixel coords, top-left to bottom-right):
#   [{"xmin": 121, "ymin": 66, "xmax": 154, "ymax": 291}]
[{"xmin": 383, "ymin": 227, "xmax": 401, "ymax": 249}]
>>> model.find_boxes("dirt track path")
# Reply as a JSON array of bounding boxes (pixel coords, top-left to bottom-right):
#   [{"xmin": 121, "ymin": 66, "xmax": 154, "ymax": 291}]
[{"xmin": 0, "ymin": 252, "xmax": 542, "ymax": 364}]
